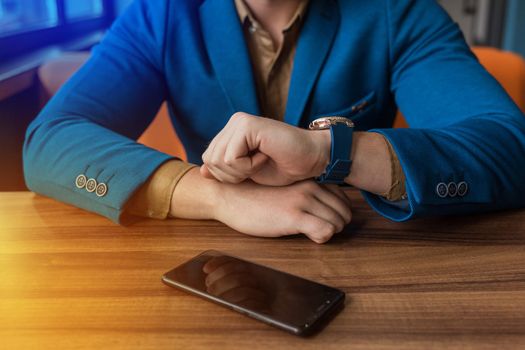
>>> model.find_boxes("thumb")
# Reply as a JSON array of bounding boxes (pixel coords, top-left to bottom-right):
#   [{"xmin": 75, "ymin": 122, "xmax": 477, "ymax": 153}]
[
  {"xmin": 200, "ymin": 165, "xmax": 216, "ymax": 179},
  {"xmin": 226, "ymin": 152, "xmax": 268, "ymax": 175},
  {"xmin": 250, "ymin": 152, "xmax": 269, "ymax": 173}
]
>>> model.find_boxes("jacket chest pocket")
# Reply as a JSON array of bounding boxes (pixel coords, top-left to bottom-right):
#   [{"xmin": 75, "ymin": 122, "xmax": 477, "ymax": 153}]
[{"xmin": 311, "ymin": 91, "xmax": 377, "ymax": 122}]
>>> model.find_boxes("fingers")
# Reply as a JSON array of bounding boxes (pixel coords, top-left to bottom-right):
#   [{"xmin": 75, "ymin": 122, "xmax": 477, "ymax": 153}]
[
  {"xmin": 200, "ymin": 164, "xmax": 215, "ymax": 179},
  {"xmin": 296, "ymin": 213, "xmax": 338, "ymax": 244},
  {"xmin": 223, "ymin": 152, "xmax": 269, "ymax": 176},
  {"xmin": 204, "ymin": 174, "xmax": 353, "ymax": 244},
  {"xmin": 323, "ymin": 184, "xmax": 352, "ymax": 207},
  {"xmin": 202, "ymin": 112, "xmax": 306, "ymax": 185},
  {"xmin": 202, "ymin": 113, "xmax": 261, "ymax": 183},
  {"xmin": 202, "ymin": 152, "xmax": 268, "ymax": 184},
  {"xmin": 293, "ymin": 182, "xmax": 353, "ymax": 244},
  {"xmin": 249, "ymin": 152, "xmax": 269, "ymax": 171},
  {"xmin": 205, "ymin": 163, "xmax": 246, "ymax": 184},
  {"xmin": 302, "ymin": 197, "xmax": 346, "ymax": 233},
  {"xmin": 203, "ymin": 134, "xmax": 250, "ymax": 183},
  {"xmin": 315, "ymin": 185, "xmax": 352, "ymax": 225},
  {"xmin": 222, "ymin": 129, "xmax": 263, "ymax": 173}
]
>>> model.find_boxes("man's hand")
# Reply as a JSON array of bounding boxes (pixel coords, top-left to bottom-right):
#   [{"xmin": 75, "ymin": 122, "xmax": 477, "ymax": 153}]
[
  {"xmin": 201, "ymin": 112, "xmax": 331, "ymax": 186},
  {"xmin": 213, "ymin": 179, "xmax": 351, "ymax": 244},
  {"xmin": 171, "ymin": 168, "xmax": 352, "ymax": 244}
]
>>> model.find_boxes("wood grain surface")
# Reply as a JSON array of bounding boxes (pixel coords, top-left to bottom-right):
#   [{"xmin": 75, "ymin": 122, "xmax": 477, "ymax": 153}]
[{"xmin": 1, "ymin": 191, "xmax": 525, "ymax": 349}]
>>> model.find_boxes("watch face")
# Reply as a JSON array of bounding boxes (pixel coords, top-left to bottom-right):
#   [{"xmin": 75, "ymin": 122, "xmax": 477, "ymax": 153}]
[{"xmin": 309, "ymin": 117, "xmax": 355, "ymax": 130}]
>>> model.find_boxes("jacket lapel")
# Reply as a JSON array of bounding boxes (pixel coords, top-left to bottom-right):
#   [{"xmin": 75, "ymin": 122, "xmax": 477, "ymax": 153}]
[
  {"xmin": 199, "ymin": 0, "xmax": 260, "ymax": 116},
  {"xmin": 284, "ymin": 0, "xmax": 340, "ymax": 126}
]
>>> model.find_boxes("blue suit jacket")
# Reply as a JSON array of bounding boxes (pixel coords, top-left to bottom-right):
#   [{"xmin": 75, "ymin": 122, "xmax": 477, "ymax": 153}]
[{"xmin": 24, "ymin": 0, "xmax": 525, "ymax": 223}]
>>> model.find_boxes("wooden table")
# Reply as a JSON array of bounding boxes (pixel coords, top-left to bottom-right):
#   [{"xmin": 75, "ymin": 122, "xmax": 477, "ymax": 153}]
[{"xmin": 1, "ymin": 191, "xmax": 525, "ymax": 349}]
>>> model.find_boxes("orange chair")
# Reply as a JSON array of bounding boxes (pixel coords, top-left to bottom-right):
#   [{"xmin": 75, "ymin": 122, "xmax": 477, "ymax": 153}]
[
  {"xmin": 38, "ymin": 52, "xmax": 187, "ymax": 160},
  {"xmin": 137, "ymin": 103, "xmax": 186, "ymax": 160},
  {"xmin": 393, "ymin": 47, "xmax": 525, "ymax": 128}
]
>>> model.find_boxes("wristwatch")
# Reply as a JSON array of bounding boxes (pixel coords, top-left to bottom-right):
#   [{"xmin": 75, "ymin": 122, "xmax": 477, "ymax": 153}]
[{"xmin": 309, "ymin": 116, "xmax": 355, "ymax": 184}]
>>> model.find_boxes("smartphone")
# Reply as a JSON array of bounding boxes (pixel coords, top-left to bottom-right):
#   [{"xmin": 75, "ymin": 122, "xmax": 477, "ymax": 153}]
[{"xmin": 162, "ymin": 250, "xmax": 345, "ymax": 336}]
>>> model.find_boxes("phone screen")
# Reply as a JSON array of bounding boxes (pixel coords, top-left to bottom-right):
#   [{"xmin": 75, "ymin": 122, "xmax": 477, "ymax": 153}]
[{"xmin": 162, "ymin": 250, "xmax": 345, "ymax": 336}]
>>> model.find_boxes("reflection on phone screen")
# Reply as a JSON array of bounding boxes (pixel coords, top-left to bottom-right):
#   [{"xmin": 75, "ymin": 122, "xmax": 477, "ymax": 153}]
[{"xmin": 164, "ymin": 251, "xmax": 344, "ymax": 331}]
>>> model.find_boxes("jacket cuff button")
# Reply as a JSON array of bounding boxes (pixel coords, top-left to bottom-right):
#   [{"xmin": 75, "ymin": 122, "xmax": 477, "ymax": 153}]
[
  {"xmin": 436, "ymin": 182, "xmax": 448, "ymax": 198},
  {"xmin": 75, "ymin": 174, "xmax": 87, "ymax": 189},
  {"xmin": 447, "ymin": 182, "xmax": 458, "ymax": 197},
  {"xmin": 457, "ymin": 181, "xmax": 468, "ymax": 197},
  {"xmin": 86, "ymin": 178, "xmax": 97, "ymax": 193},
  {"xmin": 96, "ymin": 183, "xmax": 108, "ymax": 197}
]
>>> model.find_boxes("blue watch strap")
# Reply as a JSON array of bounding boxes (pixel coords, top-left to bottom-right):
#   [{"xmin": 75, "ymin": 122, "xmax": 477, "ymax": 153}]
[{"xmin": 317, "ymin": 123, "xmax": 353, "ymax": 184}]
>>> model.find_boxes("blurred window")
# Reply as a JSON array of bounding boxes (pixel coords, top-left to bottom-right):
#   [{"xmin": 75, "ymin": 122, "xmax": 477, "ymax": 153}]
[
  {"xmin": 0, "ymin": 0, "xmax": 58, "ymax": 37},
  {"xmin": 64, "ymin": 0, "xmax": 104, "ymax": 21}
]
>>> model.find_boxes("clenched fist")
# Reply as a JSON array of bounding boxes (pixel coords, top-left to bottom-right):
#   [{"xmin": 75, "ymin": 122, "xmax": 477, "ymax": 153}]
[{"xmin": 201, "ymin": 112, "xmax": 331, "ymax": 186}]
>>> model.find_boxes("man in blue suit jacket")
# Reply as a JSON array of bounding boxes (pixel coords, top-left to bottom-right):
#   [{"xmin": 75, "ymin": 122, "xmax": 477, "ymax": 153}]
[{"xmin": 24, "ymin": 0, "xmax": 525, "ymax": 244}]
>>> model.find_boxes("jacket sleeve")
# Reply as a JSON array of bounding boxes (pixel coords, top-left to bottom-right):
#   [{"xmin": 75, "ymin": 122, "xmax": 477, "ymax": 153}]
[
  {"xmin": 23, "ymin": 0, "xmax": 175, "ymax": 223},
  {"xmin": 362, "ymin": 0, "xmax": 525, "ymax": 221}
]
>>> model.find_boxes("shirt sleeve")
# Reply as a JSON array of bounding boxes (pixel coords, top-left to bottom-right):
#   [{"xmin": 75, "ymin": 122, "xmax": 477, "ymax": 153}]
[
  {"xmin": 381, "ymin": 136, "xmax": 407, "ymax": 202},
  {"xmin": 125, "ymin": 160, "xmax": 196, "ymax": 219}
]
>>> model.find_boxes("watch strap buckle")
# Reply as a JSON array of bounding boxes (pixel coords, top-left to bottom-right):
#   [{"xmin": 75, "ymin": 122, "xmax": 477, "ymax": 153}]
[{"xmin": 317, "ymin": 159, "xmax": 352, "ymax": 184}]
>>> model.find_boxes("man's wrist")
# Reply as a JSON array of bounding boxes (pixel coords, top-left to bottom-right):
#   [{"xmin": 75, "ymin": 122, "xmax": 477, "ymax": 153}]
[
  {"xmin": 308, "ymin": 129, "xmax": 331, "ymax": 178},
  {"xmin": 345, "ymin": 132, "xmax": 392, "ymax": 194},
  {"xmin": 170, "ymin": 167, "xmax": 223, "ymax": 220},
  {"xmin": 210, "ymin": 180, "xmax": 230, "ymax": 222}
]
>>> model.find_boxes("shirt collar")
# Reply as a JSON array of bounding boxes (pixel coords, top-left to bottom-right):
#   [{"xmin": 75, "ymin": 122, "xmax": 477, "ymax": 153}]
[{"xmin": 233, "ymin": 0, "xmax": 309, "ymax": 33}]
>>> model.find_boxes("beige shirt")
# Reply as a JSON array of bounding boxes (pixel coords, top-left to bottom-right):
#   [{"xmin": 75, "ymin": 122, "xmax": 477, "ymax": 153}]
[
  {"xmin": 236, "ymin": 0, "xmax": 307, "ymax": 120},
  {"xmin": 126, "ymin": 0, "xmax": 406, "ymax": 219}
]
